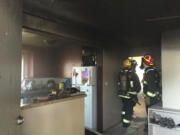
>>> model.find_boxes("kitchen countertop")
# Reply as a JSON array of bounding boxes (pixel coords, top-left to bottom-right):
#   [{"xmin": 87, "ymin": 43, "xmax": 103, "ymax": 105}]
[{"xmin": 21, "ymin": 93, "xmax": 86, "ymax": 110}]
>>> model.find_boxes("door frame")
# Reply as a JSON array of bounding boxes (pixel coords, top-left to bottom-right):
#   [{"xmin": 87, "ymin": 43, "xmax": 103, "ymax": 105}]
[{"xmin": 97, "ymin": 48, "xmax": 103, "ymax": 132}]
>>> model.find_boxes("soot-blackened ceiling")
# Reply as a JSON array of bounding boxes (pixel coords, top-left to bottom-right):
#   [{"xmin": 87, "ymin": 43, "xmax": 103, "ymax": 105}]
[{"xmin": 24, "ymin": 0, "xmax": 180, "ymax": 35}]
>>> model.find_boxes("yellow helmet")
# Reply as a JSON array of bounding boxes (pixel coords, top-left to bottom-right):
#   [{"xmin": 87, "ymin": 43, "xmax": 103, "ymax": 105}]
[{"xmin": 122, "ymin": 59, "xmax": 132, "ymax": 69}]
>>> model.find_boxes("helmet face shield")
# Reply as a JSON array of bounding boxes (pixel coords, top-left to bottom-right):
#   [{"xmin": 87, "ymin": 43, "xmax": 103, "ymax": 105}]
[{"xmin": 140, "ymin": 57, "xmax": 145, "ymax": 69}]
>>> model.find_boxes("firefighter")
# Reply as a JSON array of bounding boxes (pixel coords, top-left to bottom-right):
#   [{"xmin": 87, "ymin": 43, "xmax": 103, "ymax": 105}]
[
  {"xmin": 118, "ymin": 59, "xmax": 141, "ymax": 127},
  {"xmin": 140, "ymin": 54, "xmax": 161, "ymax": 113}
]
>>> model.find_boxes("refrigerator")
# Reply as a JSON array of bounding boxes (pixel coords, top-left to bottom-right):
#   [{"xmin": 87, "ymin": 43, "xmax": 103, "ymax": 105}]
[{"xmin": 72, "ymin": 66, "xmax": 97, "ymax": 130}]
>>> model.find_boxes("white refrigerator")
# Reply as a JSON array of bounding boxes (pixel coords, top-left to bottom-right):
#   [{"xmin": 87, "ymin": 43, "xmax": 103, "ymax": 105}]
[{"xmin": 72, "ymin": 66, "xmax": 97, "ymax": 131}]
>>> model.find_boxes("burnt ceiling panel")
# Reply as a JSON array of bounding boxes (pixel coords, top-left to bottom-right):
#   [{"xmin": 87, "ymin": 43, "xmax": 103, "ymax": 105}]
[
  {"xmin": 23, "ymin": 0, "xmax": 100, "ymax": 27},
  {"xmin": 23, "ymin": 0, "xmax": 180, "ymax": 35}
]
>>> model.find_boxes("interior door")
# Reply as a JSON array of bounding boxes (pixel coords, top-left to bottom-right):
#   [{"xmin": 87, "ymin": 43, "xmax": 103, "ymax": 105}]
[{"xmin": 0, "ymin": 0, "xmax": 22, "ymax": 134}]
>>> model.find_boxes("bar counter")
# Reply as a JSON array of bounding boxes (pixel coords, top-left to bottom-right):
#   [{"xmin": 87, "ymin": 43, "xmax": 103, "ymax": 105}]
[
  {"xmin": 21, "ymin": 93, "xmax": 86, "ymax": 110},
  {"xmin": 20, "ymin": 93, "xmax": 86, "ymax": 135}
]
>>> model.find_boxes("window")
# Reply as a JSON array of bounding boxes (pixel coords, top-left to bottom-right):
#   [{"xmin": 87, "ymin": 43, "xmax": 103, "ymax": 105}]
[{"xmin": 21, "ymin": 50, "xmax": 34, "ymax": 80}]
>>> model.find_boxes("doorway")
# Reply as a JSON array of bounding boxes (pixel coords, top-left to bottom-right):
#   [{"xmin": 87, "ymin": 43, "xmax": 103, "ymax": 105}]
[{"xmin": 129, "ymin": 56, "xmax": 147, "ymax": 118}]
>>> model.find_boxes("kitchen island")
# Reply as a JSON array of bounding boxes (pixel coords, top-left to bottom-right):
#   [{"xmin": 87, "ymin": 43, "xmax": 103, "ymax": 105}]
[{"xmin": 20, "ymin": 93, "xmax": 86, "ymax": 135}]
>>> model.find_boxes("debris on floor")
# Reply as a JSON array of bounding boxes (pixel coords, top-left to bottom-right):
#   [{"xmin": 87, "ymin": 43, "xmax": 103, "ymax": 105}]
[
  {"xmin": 85, "ymin": 128, "xmax": 102, "ymax": 135},
  {"xmin": 103, "ymin": 118, "xmax": 148, "ymax": 135}
]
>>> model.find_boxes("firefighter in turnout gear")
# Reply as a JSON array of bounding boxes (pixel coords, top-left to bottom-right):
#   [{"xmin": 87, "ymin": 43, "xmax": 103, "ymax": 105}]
[
  {"xmin": 118, "ymin": 59, "xmax": 141, "ymax": 127},
  {"xmin": 140, "ymin": 54, "xmax": 161, "ymax": 113}
]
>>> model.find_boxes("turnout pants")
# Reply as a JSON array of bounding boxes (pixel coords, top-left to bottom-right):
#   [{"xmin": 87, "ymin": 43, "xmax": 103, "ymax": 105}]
[{"xmin": 121, "ymin": 98, "xmax": 136, "ymax": 127}]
